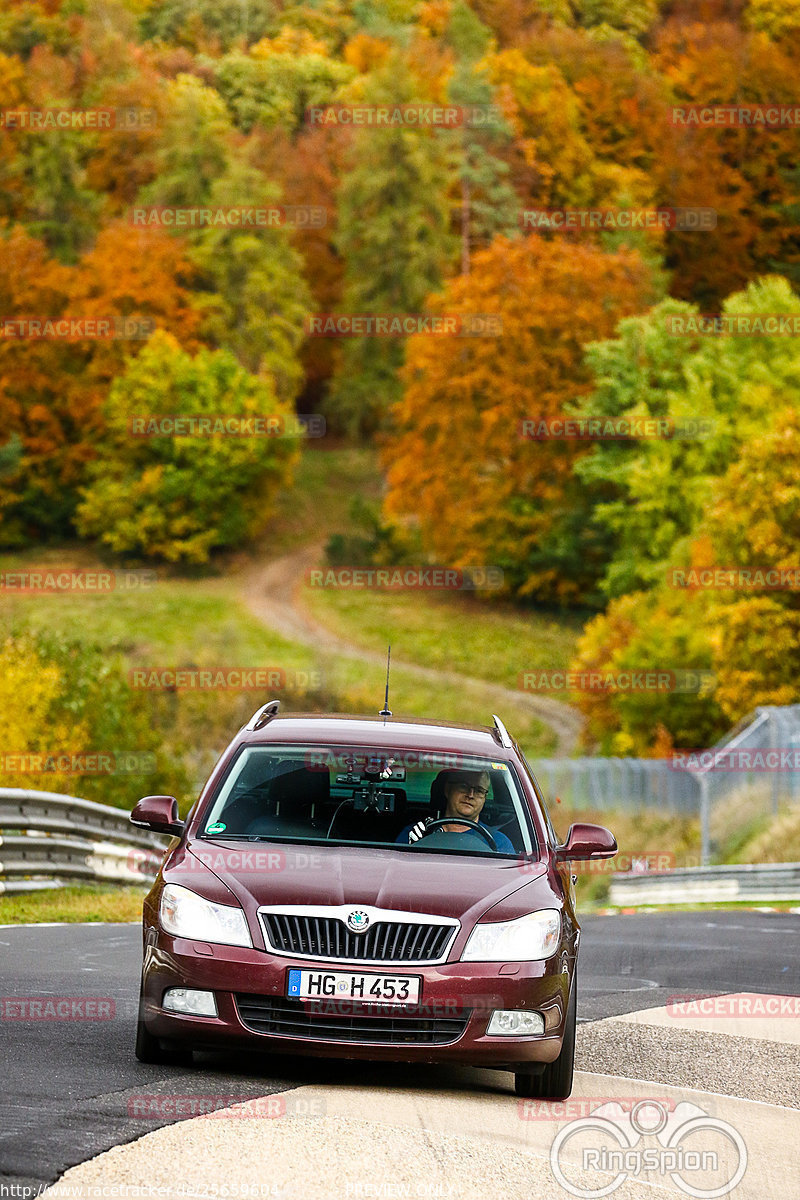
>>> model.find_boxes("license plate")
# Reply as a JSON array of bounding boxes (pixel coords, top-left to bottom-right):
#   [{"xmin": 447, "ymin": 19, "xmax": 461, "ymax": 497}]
[{"xmin": 287, "ymin": 969, "xmax": 420, "ymax": 1004}]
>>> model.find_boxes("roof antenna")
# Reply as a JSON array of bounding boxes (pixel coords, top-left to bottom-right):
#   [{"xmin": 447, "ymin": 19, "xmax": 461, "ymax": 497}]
[{"xmin": 379, "ymin": 644, "xmax": 392, "ymax": 720}]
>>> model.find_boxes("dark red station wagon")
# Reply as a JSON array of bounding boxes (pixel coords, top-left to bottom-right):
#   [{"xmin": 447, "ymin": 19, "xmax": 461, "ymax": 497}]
[{"xmin": 131, "ymin": 703, "xmax": 616, "ymax": 1098}]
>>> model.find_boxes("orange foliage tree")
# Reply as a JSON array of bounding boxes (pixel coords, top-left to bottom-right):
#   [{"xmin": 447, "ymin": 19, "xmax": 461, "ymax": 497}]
[
  {"xmin": 382, "ymin": 234, "xmax": 655, "ymax": 603},
  {"xmin": 0, "ymin": 223, "xmax": 200, "ymax": 545}
]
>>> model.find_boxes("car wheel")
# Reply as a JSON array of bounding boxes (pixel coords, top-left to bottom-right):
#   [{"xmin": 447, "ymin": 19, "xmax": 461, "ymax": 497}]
[
  {"xmin": 514, "ymin": 971, "xmax": 576, "ymax": 1100},
  {"xmin": 135, "ymin": 990, "xmax": 193, "ymax": 1066}
]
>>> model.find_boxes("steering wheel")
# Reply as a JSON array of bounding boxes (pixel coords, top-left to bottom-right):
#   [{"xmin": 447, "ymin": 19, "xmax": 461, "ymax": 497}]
[{"xmin": 416, "ymin": 818, "xmax": 497, "ymax": 851}]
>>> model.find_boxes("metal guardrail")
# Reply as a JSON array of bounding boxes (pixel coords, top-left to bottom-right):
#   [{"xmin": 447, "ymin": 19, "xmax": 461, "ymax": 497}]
[
  {"xmin": 609, "ymin": 862, "xmax": 800, "ymax": 906},
  {"xmin": 0, "ymin": 789, "xmax": 169, "ymax": 895}
]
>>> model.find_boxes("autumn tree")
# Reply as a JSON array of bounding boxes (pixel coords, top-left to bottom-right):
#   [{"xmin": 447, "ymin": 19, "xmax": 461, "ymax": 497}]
[
  {"xmin": 567, "ymin": 586, "xmax": 724, "ymax": 755},
  {"xmin": 214, "ymin": 31, "xmax": 355, "ymax": 135},
  {"xmin": 383, "ymin": 234, "xmax": 655, "ymax": 603},
  {"xmin": 0, "ymin": 223, "xmax": 200, "ymax": 547},
  {"xmin": 326, "ymin": 54, "xmax": 455, "ymax": 437},
  {"xmin": 76, "ymin": 331, "xmax": 300, "ymax": 562},
  {"xmin": 442, "ymin": 2, "xmax": 520, "ymax": 274},
  {"xmin": 573, "ymin": 276, "xmax": 800, "ymax": 598},
  {"xmin": 697, "ymin": 405, "xmax": 800, "ymax": 720}
]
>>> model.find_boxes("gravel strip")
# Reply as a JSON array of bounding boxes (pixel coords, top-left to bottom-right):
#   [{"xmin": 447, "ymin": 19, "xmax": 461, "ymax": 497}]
[{"xmin": 577, "ymin": 1019, "xmax": 800, "ymax": 1108}]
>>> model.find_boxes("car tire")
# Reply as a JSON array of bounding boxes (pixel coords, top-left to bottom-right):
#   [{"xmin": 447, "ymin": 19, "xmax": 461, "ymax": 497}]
[
  {"xmin": 135, "ymin": 989, "xmax": 193, "ymax": 1066},
  {"xmin": 514, "ymin": 971, "xmax": 576, "ymax": 1100}
]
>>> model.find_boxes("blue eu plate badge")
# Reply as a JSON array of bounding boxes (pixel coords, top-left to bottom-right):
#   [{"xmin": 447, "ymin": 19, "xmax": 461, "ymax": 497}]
[{"xmin": 287, "ymin": 970, "xmax": 302, "ymax": 996}]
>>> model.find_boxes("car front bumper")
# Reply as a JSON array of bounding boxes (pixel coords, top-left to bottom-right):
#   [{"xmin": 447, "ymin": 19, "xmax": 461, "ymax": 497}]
[{"xmin": 140, "ymin": 931, "xmax": 574, "ymax": 1069}]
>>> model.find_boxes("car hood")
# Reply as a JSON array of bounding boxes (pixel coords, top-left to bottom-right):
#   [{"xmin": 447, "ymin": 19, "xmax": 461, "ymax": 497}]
[{"xmin": 183, "ymin": 838, "xmax": 549, "ymax": 928}]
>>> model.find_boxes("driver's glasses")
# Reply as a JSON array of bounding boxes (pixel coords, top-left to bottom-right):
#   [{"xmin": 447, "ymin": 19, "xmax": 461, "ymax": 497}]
[{"xmin": 453, "ymin": 784, "xmax": 488, "ymax": 799}]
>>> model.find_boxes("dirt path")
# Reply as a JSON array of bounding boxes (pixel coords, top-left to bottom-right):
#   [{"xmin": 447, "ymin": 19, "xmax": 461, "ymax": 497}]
[{"xmin": 241, "ymin": 545, "xmax": 585, "ymax": 756}]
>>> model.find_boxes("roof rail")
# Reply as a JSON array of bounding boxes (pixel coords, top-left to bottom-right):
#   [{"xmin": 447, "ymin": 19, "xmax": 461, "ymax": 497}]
[
  {"xmin": 492, "ymin": 714, "xmax": 513, "ymax": 749},
  {"xmin": 246, "ymin": 699, "xmax": 281, "ymax": 731}
]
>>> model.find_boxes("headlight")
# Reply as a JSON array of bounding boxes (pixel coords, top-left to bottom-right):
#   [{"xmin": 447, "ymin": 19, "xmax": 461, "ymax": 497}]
[
  {"xmin": 159, "ymin": 883, "xmax": 252, "ymax": 948},
  {"xmin": 461, "ymin": 909, "xmax": 560, "ymax": 962}
]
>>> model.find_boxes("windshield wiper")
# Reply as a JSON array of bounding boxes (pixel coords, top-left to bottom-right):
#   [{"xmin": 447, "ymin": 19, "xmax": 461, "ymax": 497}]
[{"xmin": 198, "ymin": 832, "xmax": 273, "ymax": 841}]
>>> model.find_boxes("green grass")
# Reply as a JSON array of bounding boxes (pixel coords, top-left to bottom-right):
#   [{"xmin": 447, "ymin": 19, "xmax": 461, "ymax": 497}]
[
  {"xmin": 2, "ymin": 575, "xmax": 320, "ymax": 667},
  {"xmin": 305, "ymin": 585, "xmax": 585, "ymax": 693},
  {"xmin": 553, "ymin": 805, "xmax": 702, "ymax": 905},
  {"xmin": 0, "ymin": 884, "xmax": 147, "ymax": 924},
  {"xmin": 261, "ymin": 444, "xmax": 384, "ymax": 552},
  {"xmin": 2, "ymin": 578, "xmax": 556, "ymax": 755},
  {"xmin": 312, "ymin": 651, "xmax": 556, "ymax": 757}
]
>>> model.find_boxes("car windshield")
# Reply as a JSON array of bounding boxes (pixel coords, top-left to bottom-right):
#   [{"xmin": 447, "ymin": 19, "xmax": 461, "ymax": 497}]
[{"xmin": 199, "ymin": 744, "xmax": 535, "ymax": 858}]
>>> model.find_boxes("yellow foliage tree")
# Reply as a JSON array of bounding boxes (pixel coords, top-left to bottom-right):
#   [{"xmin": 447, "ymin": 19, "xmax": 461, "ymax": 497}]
[{"xmin": 0, "ymin": 638, "xmax": 89, "ymax": 793}]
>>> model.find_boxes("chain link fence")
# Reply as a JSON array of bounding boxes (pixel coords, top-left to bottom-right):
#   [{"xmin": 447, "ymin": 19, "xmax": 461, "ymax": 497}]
[{"xmin": 532, "ymin": 704, "xmax": 800, "ymax": 864}]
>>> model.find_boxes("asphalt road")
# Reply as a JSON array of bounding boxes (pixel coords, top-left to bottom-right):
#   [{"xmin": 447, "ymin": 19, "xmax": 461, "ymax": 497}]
[{"xmin": 1, "ymin": 911, "xmax": 797, "ymax": 1192}]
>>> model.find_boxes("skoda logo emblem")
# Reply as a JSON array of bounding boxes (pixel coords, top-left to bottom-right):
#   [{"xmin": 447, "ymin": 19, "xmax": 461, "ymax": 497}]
[{"xmin": 347, "ymin": 909, "xmax": 370, "ymax": 933}]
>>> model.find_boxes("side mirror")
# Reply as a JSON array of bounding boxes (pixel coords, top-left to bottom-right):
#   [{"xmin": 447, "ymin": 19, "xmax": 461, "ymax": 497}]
[
  {"xmin": 131, "ymin": 795, "xmax": 184, "ymax": 836},
  {"xmin": 556, "ymin": 822, "xmax": 617, "ymax": 862}
]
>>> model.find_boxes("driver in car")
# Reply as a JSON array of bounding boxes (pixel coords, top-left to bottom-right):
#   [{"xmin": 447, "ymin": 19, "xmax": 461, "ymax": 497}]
[{"xmin": 396, "ymin": 769, "xmax": 515, "ymax": 852}]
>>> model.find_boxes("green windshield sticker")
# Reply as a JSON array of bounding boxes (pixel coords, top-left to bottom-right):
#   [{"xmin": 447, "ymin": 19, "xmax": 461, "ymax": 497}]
[{"xmin": 206, "ymin": 821, "xmax": 226, "ymax": 833}]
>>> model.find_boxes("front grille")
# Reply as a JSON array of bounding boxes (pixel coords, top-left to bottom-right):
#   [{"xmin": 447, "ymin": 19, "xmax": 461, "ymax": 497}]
[
  {"xmin": 261, "ymin": 913, "xmax": 454, "ymax": 963},
  {"xmin": 235, "ymin": 995, "xmax": 470, "ymax": 1045}
]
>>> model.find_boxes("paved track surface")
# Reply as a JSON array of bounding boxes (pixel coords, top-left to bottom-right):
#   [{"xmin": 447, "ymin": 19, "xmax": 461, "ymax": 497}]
[{"xmin": 1, "ymin": 912, "xmax": 798, "ymax": 1193}]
